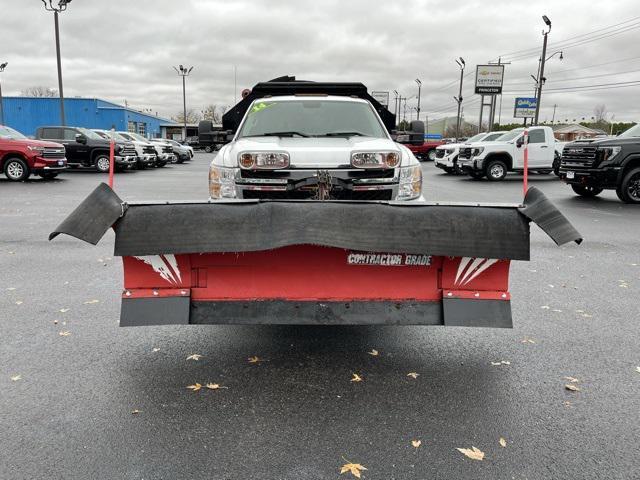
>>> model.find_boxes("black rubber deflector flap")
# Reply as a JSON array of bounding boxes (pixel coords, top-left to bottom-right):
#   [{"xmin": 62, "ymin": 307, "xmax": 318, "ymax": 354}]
[
  {"xmin": 49, "ymin": 183, "xmax": 124, "ymax": 244},
  {"xmin": 519, "ymin": 186, "xmax": 583, "ymax": 246}
]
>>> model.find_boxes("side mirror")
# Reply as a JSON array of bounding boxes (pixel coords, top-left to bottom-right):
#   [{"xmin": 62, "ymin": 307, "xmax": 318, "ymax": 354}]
[
  {"xmin": 75, "ymin": 133, "xmax": 87, "ymax": 144},
  {"xmin": 516, "ymin": 137, "xmax": 524, "ymax": 148}
]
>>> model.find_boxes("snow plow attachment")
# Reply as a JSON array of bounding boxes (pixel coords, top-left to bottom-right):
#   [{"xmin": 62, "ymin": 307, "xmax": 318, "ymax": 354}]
[{"xmin": 50, "ymin": 183, "xmax": 581, "ymax": 328}]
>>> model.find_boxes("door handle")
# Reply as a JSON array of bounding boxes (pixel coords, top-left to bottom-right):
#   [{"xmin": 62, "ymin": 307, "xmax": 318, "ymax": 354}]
[{"xmin": 540, "ymin": 146, "xmax": 548, "ymax": 148}]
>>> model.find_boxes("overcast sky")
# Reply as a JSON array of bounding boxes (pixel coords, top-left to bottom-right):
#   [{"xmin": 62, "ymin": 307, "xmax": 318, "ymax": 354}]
[{"xmin": 1, "ymin": 0, "xmax": 639, "ymax": 125}]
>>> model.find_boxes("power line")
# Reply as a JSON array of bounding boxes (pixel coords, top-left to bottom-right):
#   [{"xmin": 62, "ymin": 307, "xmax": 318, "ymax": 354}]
[
  {"xmin": 503, "ymin": 79, "xmax": 640, "ymax": 94},
  {"xmin": 507, "ymin": 68, "xmax": 640, "ymax": 86},
  {"xmin": 495, "ymin": 15, "xmax": 640, "ymax": 59},
  {"xmin": 547, "ymin": 55, "xmax": 640, "ymax": 75}
]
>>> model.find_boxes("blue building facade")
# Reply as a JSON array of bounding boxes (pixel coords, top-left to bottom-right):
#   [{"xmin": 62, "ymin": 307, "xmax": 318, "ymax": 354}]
[{"xmin": 1, "ymin": 97, "xmax": 176, "ymax": 137}]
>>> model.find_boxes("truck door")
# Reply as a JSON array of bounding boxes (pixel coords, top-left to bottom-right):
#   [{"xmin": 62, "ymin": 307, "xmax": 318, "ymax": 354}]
[
  {"xmin": 527, "ymin": 128, "xmax": 554, "ymax": 168},
  {"xmin": 61, "ymin": 128, "xmax": 84, "ymax": 165}
]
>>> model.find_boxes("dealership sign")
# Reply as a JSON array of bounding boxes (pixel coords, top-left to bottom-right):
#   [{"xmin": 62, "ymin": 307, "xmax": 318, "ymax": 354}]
[
  {"xmin": 371, "ymin": 91, "xmax": 390, "ymax": 108},
  {"xmin": 514, "ymin": 97, "xmax": 538, "ymax": 118},
  {"xmin": 475, "ymin": 65, "xmax": 505, "ymax": 94}
]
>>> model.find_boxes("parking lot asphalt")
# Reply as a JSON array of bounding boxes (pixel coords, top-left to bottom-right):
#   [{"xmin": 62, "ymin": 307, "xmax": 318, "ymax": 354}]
[{"xmin": 1, "ymin": 153, "xmax": 639, "ymax": 480}]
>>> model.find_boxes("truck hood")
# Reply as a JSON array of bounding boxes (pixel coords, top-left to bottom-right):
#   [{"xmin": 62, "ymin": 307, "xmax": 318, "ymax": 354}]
[
  {"xmin": 8, "ymin": 138, "xmax": 64, "ymax": 148},
  {"xmin": 567, "ymin": 137, "xmax": 639, "ymax": 148},
  {"xmin": 224, "ymin": 136, "xmax": 400, "ymax": 168},
  {"xmin": 468, "ymin": 140, "xmax": 514, "ymax": 149}
]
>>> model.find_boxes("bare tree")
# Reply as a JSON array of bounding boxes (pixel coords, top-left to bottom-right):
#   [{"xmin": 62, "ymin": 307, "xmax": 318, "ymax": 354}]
[
  {"xmin": 593, "ymin": 104, "xmax": 607, "ymax": 123},
  {"xmin": 172, "ymin": 108, "xmax": 202, "ymax": 124},
  {"xmin": 21, "ymin": 86, "xmax": 58, "ymax": 97},
  {"xmin": 202, "ymin": 104, "xmax": 227, "ymax": 124}
]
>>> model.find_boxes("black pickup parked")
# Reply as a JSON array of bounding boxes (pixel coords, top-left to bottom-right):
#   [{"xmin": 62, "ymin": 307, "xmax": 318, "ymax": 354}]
[
  {"xmin": 35, "ymin": 126, "xmax": 137, "ymax": 172},
  {"xmin": 559, "ymin": 124, "xmax": 640, "ymax": 203}
]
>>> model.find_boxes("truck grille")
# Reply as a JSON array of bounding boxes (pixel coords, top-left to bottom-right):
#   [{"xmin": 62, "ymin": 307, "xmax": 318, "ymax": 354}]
[
  {"xmin": 458, "ymin": 147, "xmax": 472, "ymax": 160},
  {"xmin": 42, "ymin": 147, "xmax": 66, "ymax": 159},
  {"xmin": 561, "ymin": 145, "xmax": 597, "ymax": 169},
  {"xmin": 162, "ymin": 146, "xmax": 173, "ymax": 154},
  {"xmin": 143, "ymin": 146, "xmax": 156, "ymax": 154},
  {"xmin": 435, "ymin": 150, "xmax": 445, "ymax": 159},
  {"xmin": 121, "ymin": 145, "xmax": 137, "ymax": 157},
  {"xmin": 242, "ymin": 189, "xmax": 393, "ymax": 201}
]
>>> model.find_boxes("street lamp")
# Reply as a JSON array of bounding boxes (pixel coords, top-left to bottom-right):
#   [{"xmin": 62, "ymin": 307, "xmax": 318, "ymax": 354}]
[
  {"xmin": 454, "ymin": 57, "xmax": 465, "ymax": 141},
  {"xmin": 415, "ymin": 79, "xmax": 422, "ymax": 121},
  {"xmin": 0, "ymin": 62, "xmax": 7, "ymax": 125},
  {"xmin": 173, "ymin": 64, "xmax": 194, "ymax": 141},
  {"xmin": 41, "ymin": 0, "xmax": 71, "ymax": 126},
  {"xmin": 534, "ymin": 15, "xmax": 552, "ymax": 125}
]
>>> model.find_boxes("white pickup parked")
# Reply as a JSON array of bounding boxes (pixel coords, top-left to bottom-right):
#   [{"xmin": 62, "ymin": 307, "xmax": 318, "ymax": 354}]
[
  {"xmin": 457, "ymin": 126, "xmax": 563, "ymax": 181},
  {"xmin": 434, "ymin": 131, "xmax": 506, "ymax": 174}
]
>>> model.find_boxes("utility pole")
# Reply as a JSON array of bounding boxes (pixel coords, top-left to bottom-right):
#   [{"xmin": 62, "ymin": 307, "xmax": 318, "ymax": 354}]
[
  {"xmin": 42, "ymin": 0, "xmax": 72, "ymax": 126},
  {"xmin": 487, "ymin": 57, "xmax": 510, "ymax": 130},
  {"xmin": 534, "ymin": 15, "xmax": 552, "ymax": 125},
  {"xmin": 454, "ymin": 57, "xmax": 465, "ymax": 141},
  {"xmin": 402, "ymin": 97, "xmax": 407, "ymax": 124},
  {"xmin": 173, "ymin": 65, "xmax": 194, "ymax": 141},
  {"xmin": 393, "ymin": 90, "xmax": 399, "ymax": 127},
  {"xmin": 551, "ymin": 104, "xmax": 557, "ymax": 124},
  {"xmin": 415, "ymin": 79, "xmax": 422, "ymax": 121},
  {"xmin": 0, "ymin": 62, "xmax": 7, "ymax": 125}
]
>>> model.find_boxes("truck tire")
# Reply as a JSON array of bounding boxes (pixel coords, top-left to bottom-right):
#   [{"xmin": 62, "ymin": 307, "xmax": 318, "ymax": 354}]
[
  {"xmin": 156, "ymin": 160, "xmax": 166, "ymax": 168},
  {"xmin": 571, "ymin": 184, "xmax": 603, "ymax": 197},
  {"xmin": 94, "ymin": 154, "xmax": 111, "ymax": 173},
  {"xmin": 553, "ymin": 153, "xmax": 561, "ymax": 176},
  {"xmin": 4, "ymin": 157, "xmax": 31, "ymax": 181},
  {"xmin": 616, "ymin": 166, "xmax": 640, "ymax": 204},
  {"xmin": 485, "ymin": 159, "xmax": 507, "ymax": 181},
  {"xmin": 204, "ymin": 145, "xmax": 213, "ymax": 153},
  {"xmin": 427, "ymin": 149, "xmax": 437, "ymax": 161}
]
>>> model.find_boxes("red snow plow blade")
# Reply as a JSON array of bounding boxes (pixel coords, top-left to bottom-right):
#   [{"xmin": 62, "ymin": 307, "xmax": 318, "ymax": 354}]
[{"xmin": 50, "ymin": 183, "xmax": 581, "ymax": 328}]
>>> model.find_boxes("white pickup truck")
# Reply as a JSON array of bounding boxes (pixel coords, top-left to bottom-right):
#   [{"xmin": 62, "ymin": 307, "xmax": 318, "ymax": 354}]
[
  {"xmin": 457, "ymin": 126, "xmax": 563, "ymax": 181},
  {"xmin": 434, "ymin": 131, "xmax": 506, "ymax": 174},
  {"xmin": 209, "ymin": 95, "xmax": 423, "ymax": 201}
]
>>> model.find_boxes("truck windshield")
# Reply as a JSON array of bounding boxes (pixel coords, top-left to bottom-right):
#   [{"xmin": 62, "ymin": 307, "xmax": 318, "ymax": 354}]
[
  {"xmin": 77, "ymin": 128, "xmax": 103, "ymax": 140},
  {"xmin": 619, "ymin": 124, "xmax": 640, "ymax": 138},
  {"xmin": 238, "ymin": 100, "xmax": 388, "ymax": 139},
  {"xmin": 0, "ymin": 126, "xmax": 27, "ymax": 140},
  {"xmin": 498, "ymin": 129, "xmax": 524, "ymax": 142}
]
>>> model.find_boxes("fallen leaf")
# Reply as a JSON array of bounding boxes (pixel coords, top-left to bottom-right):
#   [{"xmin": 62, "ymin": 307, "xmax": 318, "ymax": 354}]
[
  {"xmin": 187, "ymin": 383, "xmax": 202, "ymax": 392},
  {"xmin": 565, "ymin": 384, "xmax": 580, "ymax": 392},
  {"xmin": 59, "ymin": 331, "xmax": 71, "ymax": 337},
  {"xmin": 206, "ymin": 383, "xmax": 228, "ymax": 390},
  {"xmin": 11, "ymin": 375, "xmax": 21, "ymax": 381},
  {"xmin": 152, "ymin": 347, "xmax": 160, "ymax": 352},
  {"xmin": 53, "ymin": 320, "xmax": 58, "ymax": 325},
  {"xmin": 247, "ymin": 356, "xmax": 266, "ymax": 364},
  {"xmin": 340, "ymin": 462, "xmax": 367, "ymax": 478},
  {"xmin": 368, "ymin": 349, "xmax": 379, "ymax": 356},
  {"xmin": 499, "ymin": 437, "xmax": 507, "ymax": 448},
  {"xmin": 407, "ymin": 372, "xmax": 420, "ymax": 379},
  {"xmin": 15, "ymin": 300, "xmax": 23, "ymax": 305},
  {"xmin": 456, "ymin": 446, "xmax": 485, "ymax": 461},
  {"xmin": 351, "ymin": 373, "xmax": 363, "ymax": 383},
  {"xmin": 83, "ymin": 299, "xmax": 100, "ymax": 304},
  {"xmin": 563, "ymin": 401, "xmax": 572, "ymax": 407},
  {"xmin": 411, "ymin": 440, "xmax": 422, "ymax": 448},
  {"xmin": 131, "ymin": 409, "xmax": 141, "ymax": 415},
  {"xmin": 186, "ymin": 354, "xmax": 203, "ymax": 361},
  {"xmin": 521, "ymin": 338, "xmax": 536, "ymax": 344},
  {"xmin": 59, "ymin": 308, "xmax": 70, "ymax": 313},
  {"xmin": 564, "ymin": 376, "xmax": 579, "ymax": 383}
]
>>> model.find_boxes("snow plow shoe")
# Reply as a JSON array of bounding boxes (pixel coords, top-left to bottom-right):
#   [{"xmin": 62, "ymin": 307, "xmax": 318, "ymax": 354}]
[{"xmin": 50, "ymin": 183, "xmax": 581, "ymax": 328}]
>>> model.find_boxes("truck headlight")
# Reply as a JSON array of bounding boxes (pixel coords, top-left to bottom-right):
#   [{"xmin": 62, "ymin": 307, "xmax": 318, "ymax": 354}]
[
  {"xmin": 209, "ymin": 165, "xmax": 238, "ymax": 199},
  {"xmin": 397, "ymin": 165, "xmax": 422, "ymax": 200},
  {"xmin": 601, "ymin": 146, "xmax": 621, "ymax": 162},
  {"xmin": 239, "ymin": 152, "xmax": 289, "ymax": 169},
  {"xmin": 351, "ymin": 151, "xmax": 400, "ymax": 169},
  {"xmin": 445, "ymin": 149, "xmax": 455, "ymax": 155},
  {"xmin": 27, "ymin": 146, "xmax": 45, "ymax": 153},
  {"xmin": 472, "ymin": 147, "xmax": 484, "ymax": 156}
]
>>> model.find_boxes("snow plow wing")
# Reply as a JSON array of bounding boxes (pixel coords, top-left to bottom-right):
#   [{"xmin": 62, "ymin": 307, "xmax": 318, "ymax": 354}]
[{"xmin": 50, "ymin": 183, "xmax": 581, "ymax": 328}]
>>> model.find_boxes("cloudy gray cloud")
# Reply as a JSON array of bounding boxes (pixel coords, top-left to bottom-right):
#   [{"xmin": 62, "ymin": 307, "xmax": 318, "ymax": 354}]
[{"xmin": 1, "ymin": 0, "xmax": 639, "ymax": 124}]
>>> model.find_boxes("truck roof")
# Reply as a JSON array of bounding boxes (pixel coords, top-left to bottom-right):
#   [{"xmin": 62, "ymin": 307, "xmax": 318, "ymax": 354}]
[{"xmin": 248, "ymin": 95, "xmax": 369, "ymax": 104}]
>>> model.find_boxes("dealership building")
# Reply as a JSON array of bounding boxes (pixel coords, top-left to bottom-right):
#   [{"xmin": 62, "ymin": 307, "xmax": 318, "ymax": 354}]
[{"xmin": 1, "ymin": 96, "xmax": 177, "ymax": 137}]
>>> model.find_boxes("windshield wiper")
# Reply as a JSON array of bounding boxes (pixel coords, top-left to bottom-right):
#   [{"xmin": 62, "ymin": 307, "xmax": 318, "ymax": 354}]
[
  {"xmin": 246, "ymin": 131, "xmax": 309, "ymax": 138},
  {"xmin": 319, "ymin": 131, "xmax": 368, "ymax": 137}
]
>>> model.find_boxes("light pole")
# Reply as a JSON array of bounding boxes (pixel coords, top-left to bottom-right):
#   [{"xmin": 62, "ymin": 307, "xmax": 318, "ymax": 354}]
[
  {"xmin": 0, "ymin": 62, "xmax": 7, "ymax": 125},
  {"xmin": 454, "ymin": 57, "xmax": 465, "ymax": 141},
  {"xmin": 41, "ymin": 0, "xmax": 71, "ymax": 126},
  {"xmin": 415, "ymin": 79, "xmax": 422, "ymax": 121},
  {"xmin": 534, "ymin": 15, "xmax": 552, "ymax": 125},
  {"xmin": 393, "ymin": 90, "xmax": 399, "ymax": 126},
  {"xmin": 173, "ymin": 64, "xmax": 194, "ymax": 141}
]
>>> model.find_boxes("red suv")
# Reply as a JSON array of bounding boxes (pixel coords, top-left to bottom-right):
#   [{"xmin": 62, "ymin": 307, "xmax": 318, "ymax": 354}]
[{"xmin": 0, "ymin": 125, "xmax": 67, "ymax": 181}]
